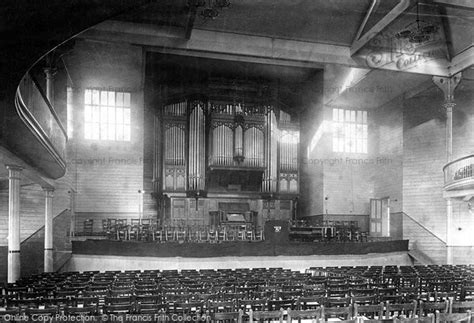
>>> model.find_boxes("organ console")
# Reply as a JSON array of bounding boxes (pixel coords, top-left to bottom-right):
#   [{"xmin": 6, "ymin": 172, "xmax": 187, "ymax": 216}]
[{"xmin": 153, "ymin": 78, "xmax": 300, "ymax": 227}]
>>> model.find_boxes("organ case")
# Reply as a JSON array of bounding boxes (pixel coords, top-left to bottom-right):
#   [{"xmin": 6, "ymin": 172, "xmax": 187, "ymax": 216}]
[{"xmin": 155, "ymin": 81, "xmax": 300, "ymax": 224}]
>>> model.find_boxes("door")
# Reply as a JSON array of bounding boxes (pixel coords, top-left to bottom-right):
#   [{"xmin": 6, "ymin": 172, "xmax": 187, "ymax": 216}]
[{"xmin": 370, "ymin": 197, "xmax": 390, "ymax": 237}]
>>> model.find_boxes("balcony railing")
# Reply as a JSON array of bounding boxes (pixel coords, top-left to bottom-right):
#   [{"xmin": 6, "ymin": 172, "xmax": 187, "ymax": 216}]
[
  {"xmin": 443, "ymin": 155, "xmax": 474, "ymax": 191},
  {"xmin": 12, "ymin": 72, "xmax": 67, "ymax": 178}
]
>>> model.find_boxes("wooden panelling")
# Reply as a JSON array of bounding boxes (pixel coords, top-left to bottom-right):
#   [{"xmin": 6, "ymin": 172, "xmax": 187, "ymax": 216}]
[
  {"xmin": 373, "ymin": 98, "xmax": 403, "ymax": 213},
  {"xmin": 73, "ymin": 162, "xmax": 144, "ymax": 213},
  {"xmin": 403, "ymin": 119, "xmax": 447, "ymax": 243},
  {"xmin": 65, "ymin": 39, "xmax": 144, "ymax": 215}
]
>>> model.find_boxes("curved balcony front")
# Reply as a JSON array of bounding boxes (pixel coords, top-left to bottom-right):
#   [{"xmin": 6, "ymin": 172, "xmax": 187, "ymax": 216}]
[
  {"xmin": 4, "ymin": 72, "xmax": 67, "ymax": 179},
  {"xmin": 443, "ymin": 155, "xmax": 474, "ymax": 196}
]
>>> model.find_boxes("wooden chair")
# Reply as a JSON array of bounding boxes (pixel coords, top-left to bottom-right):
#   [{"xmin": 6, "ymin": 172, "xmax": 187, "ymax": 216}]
[
  {"xmin": 25, "ymin": 306, "xmax": 59, "ymax": 317},
  {"xmin": 129, "ymin": 219, "xmax": 141, "ymax": 240},
  {"xmin": 208, "ymin": 309, "xmax": 243, "ymax": 323},
  {"xmin": 136, "ymin": 303, "xmax": 167, "ymax": 315},
  {"xmin": 115, "ymin": 219, "xmax": 128, "ymax": 240},
  {"xmin": 247, "ymin": 308, "xmax": 284, "ymax": 322},
  {"xmin": 354, "ymin": 302, "xmax": 385, "ymax": 320},
  {"xmin": 153, "ymin": 226, "xmax": 164, "ymax": 242},
  {"xmin": 140, "ymin": 219, "xmax": 152, "ymax": 241},
  {"xmin": 419, "ymin": 301, "xmax": 449, "ymax": 317},
  {"xmin": 327, "ymin": 296, "xmax": 351, "ymax": 307},
  {"xmin": 385, "ymin": 300, "xmax": 418, "ymax": 319},
  {"xmin": 238, "ymin": 299, "xmax": 268, "ymax": 312},
  {"xmin": 450, "ymin": 300, "xmax": 474, "ymax": 313},
  {"xmin": 286, "ymin": 308, "xmax": 321, "ymax": 323},
  {"xmin": 208, "ymin": 300, "xmax": 236, "ymax": 313},
  {"xmin": 394, "ymin": 314, "xmax": 435, "ymax": 323},
  {"xmin": 83, "ymin": 219, "xmax": 94, "ymax": 235},
  {"xmin": 65, "ymin": 305, "xmax": 98, "ymax": 316},
  {"xmin": 352, "ymin": 294, "xmax": 377, "ymax": 305},
  {"xmin": 435, "ymin": 310, "xmax": 471, "ymax": 323},
  {"xmin": 320, "ymin": 304, "xmax": 354, "ymax": 321},
  {"xmin": 296, "ymin": 296, "xmax": 326, "ymax": 310},
  {"xmin": 255, "ymin": 227, "xmax": 264, "ymax": 241},
  {"xmin": 103, "ymin": 304, "xmax": 134, "ymax": 314},
  {"xmin": 268, "ymin": 299, "xmax": 296, "ymax": 311}
]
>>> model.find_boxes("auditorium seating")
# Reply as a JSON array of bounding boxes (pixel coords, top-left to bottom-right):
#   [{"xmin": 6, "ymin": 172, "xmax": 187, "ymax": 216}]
[{"xmin": 0, "ymin": 265, "xmax": 472, "ymax": 322}]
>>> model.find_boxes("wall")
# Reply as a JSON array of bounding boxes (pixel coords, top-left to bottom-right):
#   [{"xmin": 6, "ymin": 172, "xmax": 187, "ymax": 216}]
[
  {"xmin": 400, "ymin": 85, "xmax": 474, "ymax": 264},
  {"xmin": 64, "ymin": 39, "xmax": 145, "ymax": 218},
  {"xmin": 373, "ymin": 97, "xmax": 404, "ymax": 213},
  {"xmin": 299, "ymin": 73, "xmax": 325, "ymax": 217}
]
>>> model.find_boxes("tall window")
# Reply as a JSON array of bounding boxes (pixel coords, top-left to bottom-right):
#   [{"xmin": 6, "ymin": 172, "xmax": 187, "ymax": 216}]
[
  {"xmin": 332, "ymin": 108, "xmax": 367, "ymax": 153},
  {"xmin": 84, "ymin": 89, "xmax": 131, "ymax": 141}
]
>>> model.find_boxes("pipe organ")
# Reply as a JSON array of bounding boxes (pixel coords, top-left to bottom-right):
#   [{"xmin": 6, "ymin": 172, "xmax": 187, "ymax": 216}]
[{"xmin": 154, "ymin": 80, "xmax": 300, "ymax": 225}]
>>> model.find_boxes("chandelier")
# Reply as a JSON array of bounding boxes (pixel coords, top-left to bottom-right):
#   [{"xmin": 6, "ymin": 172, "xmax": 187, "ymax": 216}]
[
  {"xmin": 395, "ymin": 1, "xmax": 438, "ymax": 43},
  {"xmin": 188, "ymin": 0, "xmax": 230, "ymax": 20}
]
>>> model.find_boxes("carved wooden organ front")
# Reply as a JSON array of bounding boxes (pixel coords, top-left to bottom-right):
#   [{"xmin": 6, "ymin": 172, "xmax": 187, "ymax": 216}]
[{"xmin": 155, "ymin": 85, "xmax": 300, "ymax": 225}]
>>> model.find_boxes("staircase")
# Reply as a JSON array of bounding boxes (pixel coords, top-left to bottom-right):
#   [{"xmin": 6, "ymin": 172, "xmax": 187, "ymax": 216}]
[
  {"xmin": 0, "ymin": 209, "xmax": 72, "ymax": 282},
  {"xmin": 399, "ymin": 212, "xmax": 447, "ymax": 264}
]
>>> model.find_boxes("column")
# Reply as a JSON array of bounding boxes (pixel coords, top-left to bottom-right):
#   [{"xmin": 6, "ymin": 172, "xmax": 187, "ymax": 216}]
[
  {"xmin": 43, "ymin": 67, "xmax": 56, "ymax": 102},
  {"xmin": 446, "ymin": 198, "xmax": 453, "ymax": 264},
  {"xmin": 433, "ymin": 73, "xmax": 461, "ymax": 265},
  {"xmin": 69, "ymin": 190, "xmax": 76, "ymax": 237},
  {"xmin": 6, "ymin": 165, "xmax": 22, "ymax": 283},
  {"xmin": 43, "ymin": 187, "xmax": 54, "ymax": 272}
]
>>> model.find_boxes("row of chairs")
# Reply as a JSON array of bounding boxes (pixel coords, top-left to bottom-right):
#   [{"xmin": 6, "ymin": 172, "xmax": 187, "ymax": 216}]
[
  {"xmin": 0, "ymin": 301, "xmax": 471, "ymax": 323},
  {"xmin": 83, "ymin": 218, "xmax": 266, "ymax": 242}
]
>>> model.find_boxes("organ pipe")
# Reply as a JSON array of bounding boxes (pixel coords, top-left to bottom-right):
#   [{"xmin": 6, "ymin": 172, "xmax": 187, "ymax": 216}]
[{"xmin": 188, "ymin": 101, "xmax": 206, "ymax": 190}]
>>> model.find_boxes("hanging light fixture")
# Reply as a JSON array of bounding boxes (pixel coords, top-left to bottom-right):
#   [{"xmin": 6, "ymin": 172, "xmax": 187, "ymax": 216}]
[
  {"xmin": 395, "ymin": 1, "xmax": 438, "ymax": 44},
  {"xmin": 188, "ymin": 0, "xmax": 230, "ymax": 20}
]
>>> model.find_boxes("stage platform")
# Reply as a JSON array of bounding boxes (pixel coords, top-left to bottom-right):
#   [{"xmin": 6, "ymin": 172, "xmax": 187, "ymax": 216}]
[{"xmin": 72, "ymin": 239, "xmax": 409, "ymax": 258}]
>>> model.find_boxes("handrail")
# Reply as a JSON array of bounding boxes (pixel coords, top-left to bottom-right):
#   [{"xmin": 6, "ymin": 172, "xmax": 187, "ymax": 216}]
[
  {"xmin": 29, "ymin": 72, "xmax": 67, "ymax": 138},
  {"xmin": 14, "ymin": 72, "xmax": 67, "ymax": 171},
  {"xmin": 395, "ymin": 211, "xmax": 446, "ymax": 244},
  {"xmin": 442, "ymin": 155, "xmax": 474, "ymax": 189},
  {"xmin": 21, "ymin": 209, "xmax": 70, "ymax": 245},
  {"xmin": 15, "ymin": 86, "xmax": 67, "ymax": 170},
  {"xmin": 442, "ymin": 154, "xmax": 474, "ymax": 171}
]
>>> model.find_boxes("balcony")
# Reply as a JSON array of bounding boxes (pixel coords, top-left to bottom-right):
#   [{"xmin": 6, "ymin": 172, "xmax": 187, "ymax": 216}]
[
  {"xmin": 443, "ymin": 155, "xmax": 474, "ymax": 197},
  {"xmin": 5, "ymin": 72, "xmax": 67, "ymax": 179}
]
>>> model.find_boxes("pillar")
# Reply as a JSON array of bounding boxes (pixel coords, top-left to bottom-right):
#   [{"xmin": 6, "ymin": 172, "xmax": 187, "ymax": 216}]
[
  {"xmin": 44, "ymin": 187, "xmax": 54, "ymax": 272},
  {"xmin": 43, "ymin": 67, "xmax": 56, "ymax": 102},
  {"xmin": 433, "ymin": 73, "xmax": 461, "ymax": 265},
  {"xmin": 446, "ymin": 198, "xmax": 453, "ymax": 264},
  {"xmin": 6, "ymin": 165, "xmax": 22, "ymax": 283}
]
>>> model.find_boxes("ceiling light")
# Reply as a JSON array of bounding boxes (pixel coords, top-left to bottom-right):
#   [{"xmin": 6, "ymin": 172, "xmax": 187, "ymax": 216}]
[
  {"xmin": 188, "ymin": 0, "xmax": 230, "ymax": 20},
  {"xmin": 395, "ymin": 1, "xmax": 438, "ymax": 44}
]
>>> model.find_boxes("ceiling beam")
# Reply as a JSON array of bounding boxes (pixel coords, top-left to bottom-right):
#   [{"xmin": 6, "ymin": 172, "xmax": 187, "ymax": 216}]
[
  {"xmin": 433, "ymin": 0, "xmax": 474, "ymax": 9},
  {"xmin": 184, "ymin": 1, "xmax": 197, "ymax": 40},
  {"xmin": 351, "ymin": 0, "xmax": 414, "ymax": 56},
  {"xmin": 449, "ymin": 46, "xmax": 474, "ymax": 76},
  {"xmin": 353, "ymin": 0, "xmax": 379, "ymax": 43},
  {"xmin": 82, "ymin": 20, "xmax": 452, "ymax": 76},
  {"xmin": 81, "ymin": 21, "xmax": 358, "ymax": 67}
]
